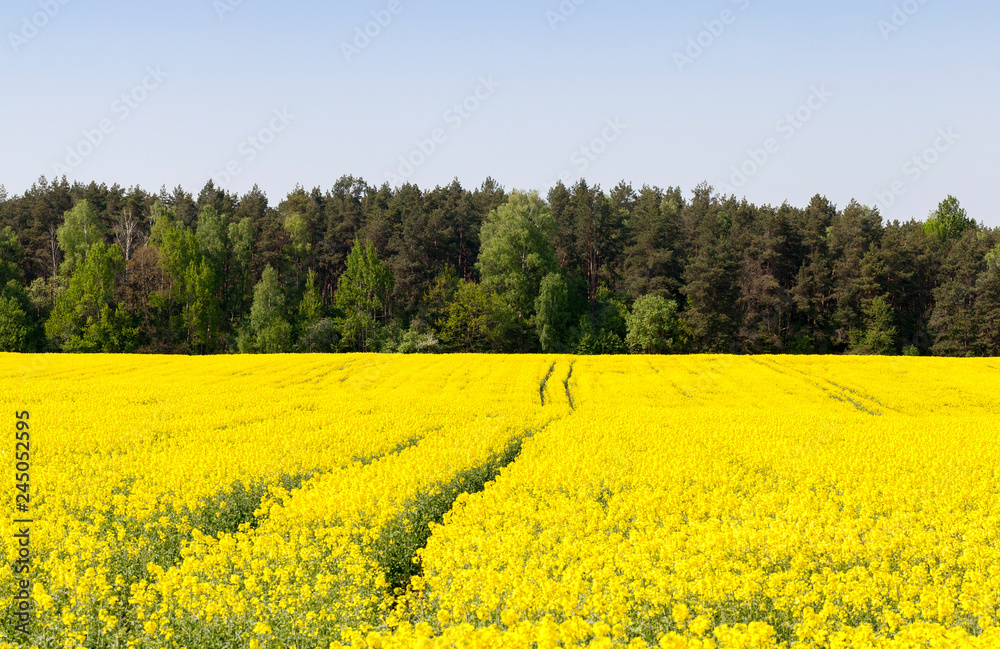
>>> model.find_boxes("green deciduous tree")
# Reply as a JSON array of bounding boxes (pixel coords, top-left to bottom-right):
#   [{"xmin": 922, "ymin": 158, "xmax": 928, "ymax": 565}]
[
  {"xmin": 298, "ymin": 269, "xmax": 323, "ymax": 328},
  {"xmin": 57, "ymin": 200, "xmax": 106, "ymax": 276},
  {"xmin": 534, "ymin": 273, "xmax": 571, "ymax": 352},
  {"xmin": 923, "ymin": 195, "xmax": 976, "ymax": 242},
  {"xmin": 477, "ymin": 190, "xmax": 557, "ymax": 324},
  {"xmin": 334, "ymin": 240, "xmax": 393, "ymax": 352},
  {"xmin": 149, "ymin": 202, "xmax": 196, "ymax": 303},
  {"xmin": 437, "ymin": 281, "xmax": 513, "ymax": 353},
  {"xmin": 0, "ymin": 227, "xmax": 25, "ymax": 286},
  {"xmin": 420, "ymin": 266, "xmax": 460, "ymax": 329},
  {"xmin": 226, "ymin": 216, "xmax": 255, "ymax": 324},
  {"xmin": 183, "ymin": 257, "xmax": 222, "ymax": 353},
  {"xmin": 45, "ymin": 241, "xmax": 131, "ymax": 352},
  {"xmin": 626, "ymin": 294, "xmax": 687, "ymax": 354},
  {"xmin": 280, "ymin": 186, "xmax": 320, "ymax": 271},
  {"xmin": 148, "ymin": 201, "xmax": 226, "ymax": 352},
  {"xmin": 397, "ymin": 327, "xmax": 441, "ymax": 354},
  {"xmin": 195, "ymin": 205, "xmax": 228, "ymax": 265},
  {"xmin": 249, "ymin": 264, "xmax": 291, "ymax": 353},
  {"xmin": 296, "ymin": 269, "xmax": 336, "ymax": 352},
  {"xmin": 0, "ymin": 282, "xmax": 30, "ymax": 352}
]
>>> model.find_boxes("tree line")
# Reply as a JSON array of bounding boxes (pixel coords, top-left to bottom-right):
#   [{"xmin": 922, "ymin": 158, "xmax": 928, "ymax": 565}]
[{"xmin": 0, "ymin": 176, "xmax": 997, "ymax": 356}]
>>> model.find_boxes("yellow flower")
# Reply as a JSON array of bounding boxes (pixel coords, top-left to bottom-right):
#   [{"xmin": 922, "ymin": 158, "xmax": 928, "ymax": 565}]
[{"xmin": 672, "ymin": 603, "xmax": 690, "ymax": 626}]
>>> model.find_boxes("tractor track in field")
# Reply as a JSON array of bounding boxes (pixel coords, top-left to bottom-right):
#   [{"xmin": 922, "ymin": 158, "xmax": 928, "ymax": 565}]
[
  {"xmin": 382, "ymin": 421, "xmax": 552, "ymax": 607},
  {"xmin": 751, "ymin": 357, "xmax": 890, "ymax": 416},
  {"xmin": 563, "ymin": 360, "xmax": 576, "ymax": 410},
  {"xmin": 539, "ymin": 362, "xmax": 556, "ymax": 405}
]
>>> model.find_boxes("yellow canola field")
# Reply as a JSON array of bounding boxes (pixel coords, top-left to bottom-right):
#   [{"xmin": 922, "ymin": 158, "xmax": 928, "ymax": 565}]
[
  {"xmin": 1, "ymin": 354, "xmax": 561, "ymax": 647},
  {"xmin": 409, "ymin": 356, "xmax": 1000, "ymax": 649},
  {"xmin": 1, "ymin": 353, "xmax": 998, "ymax": 649}
]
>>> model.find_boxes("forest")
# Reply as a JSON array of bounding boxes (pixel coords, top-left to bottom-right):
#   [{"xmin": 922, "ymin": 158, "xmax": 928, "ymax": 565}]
[{"xmin": 0, "ymin": 175, "xmax": 997, "ymax": 356}]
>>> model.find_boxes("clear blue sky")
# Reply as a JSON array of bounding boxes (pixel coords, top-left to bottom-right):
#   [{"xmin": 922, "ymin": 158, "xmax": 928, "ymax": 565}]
[{"xmin": 1, "ymin": 0, "xmax": 996, "ymax": 226}]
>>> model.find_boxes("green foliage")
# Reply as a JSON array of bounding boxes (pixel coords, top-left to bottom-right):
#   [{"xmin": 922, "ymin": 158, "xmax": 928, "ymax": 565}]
[
  {"xmin": 280, "ymin": 187, "xmax": 319, "ymax": 261},
  {"xmin": 3, "ymin": 177, "xmax": 1000, "ymax": 358},
  {"xmin": 44, "ymin": 241, "xmax": 129, "ymax": 352},
  {"xmin": 575, "ymin": 324, "xmax": 626, "ymax": 355},
  {"xmin": 621, "ymin": 186, "xmax": 683, "ymax": 301},
  {"xmin": 625, "ymin": 295, "xmax": 687, "ymax": 354},
  {"xmin": 249, "ymin": 265, "xmax": 291, "ymax": 353},
  {"xmin": 368, "ymin": 318, "xmax": 405, "ymax": 353},
  {"xmin": 250, "ymin": 265, "xmax": 285, "ymax": 334},
  {"xmin": 374, "ymin": 434, "xmax": 527, "ymax": 593},
  {"xmin": 0, "ymin": 226, "xmax": 25, "ymax": 286},
  {"xmin": 787, "ymin": 333, "xmax": 817, "ymax": 355},
  {"xmin": 986, "ymin": 244, "xmax": 1000, "ymax": 274},
  {"xmin": 334, "ymin": 240, "xmax": 393, "ymax": 352},
  {"xmin": 57, "ymin": 200, "xmax": 106, "ymax": 276},
  {"xmin": 298, "ymin": 269, "xmax": 323, "ymax": 327},
  {"xmin": 598, "ymin": 287, "xmax": 629, "ymax": 337},
  {"xmin": 571, "ymin": 286, "xmax": 628, "ymax": 355},
  {"xmin": 437, "ymin": 281, "xmax": 513, "ymax": 353},
  {"xmin": 848, "ymin": 295, "xmax": 898, "ymax": 355},
  {"xmin": 421, "ymin": 266, "xmax": 460, "ymax": 327},
  {"xmin": 147, "ymin": 201, "xmax": 227, "ymax": 352},
  {"xmin": 228, "ymin": 217, "xmax": 254, "ymax": 264},
  {"xmin": 256, "ymin": 318, "xmax": 293, "ymax": 354},
  {"xmin": 298, "ymin": 318, "xmax": 340, "ymax": 353},
  {"xmin": 149, "ymin": 203, "xmax": 198, "ymax": 298},
  {"xmin": 396, "ymin": 319, "xmax": 441, "ymax": 354},
  {"xmin": 226, "ymin": 216, "xmax": 256, "ymax": 325},
  {"xmin": 182, "ymin": 257, "xmax": 222, "ymax": 352},
  {"xmin": 476, "ymin": 190, "xmax": 558, "ymax": 323},
  {"xmin": 534, "ymin": 273, "xmax": 571, "ymax": 352},
  {"xmin": 25, "ymin": 276, "xmax": 65, "ymax": 319},
  {"xmin": 194, "ymin": 205, "xmax": 228, "ymax": 263},
  {"xmin": 0, "ymin": 283, "xmax": 30, "ymax": 352},
  {"xmin": 902, "ymin": 344, "xmax": 920, "ymax": 357},
  {"xmin": 678, "ymin": 188, "xmax": 741, "ymax": 353},
  {"xmin": 567, "ymin": 180, "xmax": 625, "ymax": 312},
  {"xmin": 923, "ymin": 195, "xmax": 976, "ymax": 242},
  {"xmin": 235, "ymin": 323, "xmax": 255, "ymax": 354},
  {"xmin": 283, "ymin": 211, "xmax": 313, "ymax": 257},
  {"xmin": 974, "ymin": 245, "xmax": 1000, "ymax": 356}
]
